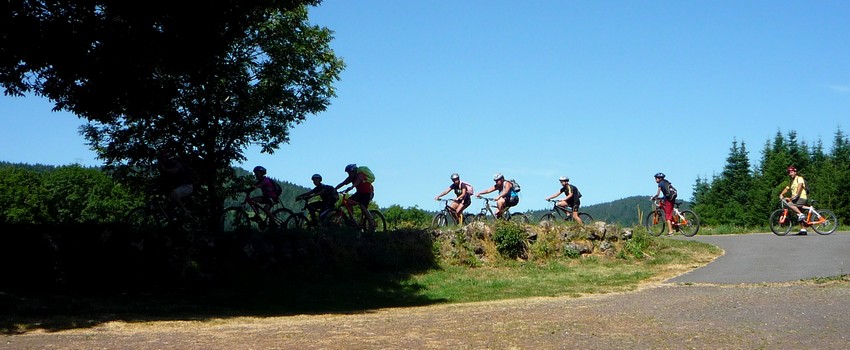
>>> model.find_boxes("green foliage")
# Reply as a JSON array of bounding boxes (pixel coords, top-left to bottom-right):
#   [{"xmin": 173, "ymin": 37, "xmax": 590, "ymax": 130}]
[
  {"xmin": 0, "ymin": 166, "xmax": 49, "ymax": 224},
  {"xmin": 492, "ymin": 221, "xmax": 527, "ymax": 259},
  {"xmin": 383, "ymin": 205, "xmax": 431, "ymax": 229},
  {"xmin": 619, "ymin": 228, "xmax": 650, "ymax": 259}
]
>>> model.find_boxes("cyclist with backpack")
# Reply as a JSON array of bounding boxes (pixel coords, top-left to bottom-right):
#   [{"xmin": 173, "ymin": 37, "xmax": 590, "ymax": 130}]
[
  {"xmin": 296, "ymin": 173, "xmax": 339, "ymax": 223},
  {"xmin": 476, "ymin": 173, "xmax": 519, "ymax": 219},
  {"xmin": 651, "ymin": 172, "xmax": 677, "ymax": 234},
  {"xmin": 335, "ymin": 163, "xmax": 376, "ymax": 228},
  {"xmin": 545, "ymin": 176, "xmax": 583, "ymax": 224},
  {"xmin": 435, "ymin": 173, "xmax": 474, "ymax": 225},
  {"xmin": 246, "ymin": 166, "xmax": 280, "ymax": 223}
]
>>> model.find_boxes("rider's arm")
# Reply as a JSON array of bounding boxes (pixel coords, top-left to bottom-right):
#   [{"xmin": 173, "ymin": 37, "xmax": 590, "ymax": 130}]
[
  {"xmin": 334, "ymin": 176, "xmax": 351, "ymax": 191},
  {"xmin": 476, "ymin": 186, "xmax": 494, "ymax": 198},
  {"xmin": 779, "ymin": 185, "xmax": 789, "ymax": 199},
  {"xmin": 435, "ymin": 187, "xmax": 451, "ymax": 200}
]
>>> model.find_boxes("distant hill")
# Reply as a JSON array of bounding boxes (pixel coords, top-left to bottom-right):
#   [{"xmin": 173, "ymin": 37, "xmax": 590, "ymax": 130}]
[{"xmin": 525, "ymin": 196, "xmax": 692, "ymax": 227}]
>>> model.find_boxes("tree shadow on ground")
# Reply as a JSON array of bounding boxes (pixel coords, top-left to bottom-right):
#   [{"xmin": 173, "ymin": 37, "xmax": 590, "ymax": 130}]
[{"xmin": 0, "ymin": 224, "xmax": 444, "ymax": 334}]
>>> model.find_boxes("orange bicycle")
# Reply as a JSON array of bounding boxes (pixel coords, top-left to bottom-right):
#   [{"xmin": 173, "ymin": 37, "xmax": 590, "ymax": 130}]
[
  {"xmin": 321, "ymin": 192, "xmax": 387, "ymax": 232},
  {"xmin": 646, "ymin": 198, "xmax": 700, "ymax": 237},
  {"xmin": 769, "ymin": 198, "xmax": 838, "ymax": 236}
]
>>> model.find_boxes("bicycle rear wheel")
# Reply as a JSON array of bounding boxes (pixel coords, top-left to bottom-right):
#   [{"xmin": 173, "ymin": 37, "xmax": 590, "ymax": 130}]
[
  {"xmin": 768, "ymin": 209, "xmax": 792, "ymax": 236},
  {"xmin": 645, "ymin": 209, "xmax": 666, "ymax": 237},
  {"xmin": 578, "ymin": 212, "xmax": 593, "ymax": 225},
  {"xmin": 811, "ymin": 209, "xmax": 838, "ymax": 235},
  {"xmin": 678, "ymin": 210, "xmax": 700, "ymax": 237}
]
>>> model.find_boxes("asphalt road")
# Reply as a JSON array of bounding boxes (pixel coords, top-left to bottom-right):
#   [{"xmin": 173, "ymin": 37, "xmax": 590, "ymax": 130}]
[{"xmin": 667, "ymin": 231, "xmax": 850, "ymax": 284}]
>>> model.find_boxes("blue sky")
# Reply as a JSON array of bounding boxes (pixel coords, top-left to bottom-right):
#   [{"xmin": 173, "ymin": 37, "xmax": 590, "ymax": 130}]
[{"xmin": 2, "ymin": 0, "xmax": 848, "ymax": 214}]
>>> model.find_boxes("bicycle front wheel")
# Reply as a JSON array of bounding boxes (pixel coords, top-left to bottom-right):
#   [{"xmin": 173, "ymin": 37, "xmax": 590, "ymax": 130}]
[
  {"xmin": 271, "ymin": 207, "xmax": 296, "ymax": 231},
  {"xmin": 367, "ymin": 210, "xmax": 387, "ymax": 232},
  {"xmin": 578, "ymin": 212, "xmax": 593, "ymax": 225},
  {"xmin": 539, "ymin": 213, "xmax": 556, "ymax": 224},
  {"xmin": 431, "ymin": 213, "xmax": 448, "ymax": 228},
  {"xmin": 284, "ymin": 213, "xmax": 309, "ymax": 231},
  {"xmin": 769, "ymin": 209, "xmax": 792, "ymax": 236},
  {"xmin": 645, "ymin": 209, "xmax": 666, "ymax": 237},
  {"xmin": 678, "ymin": 210, "xmax": 700, "ymax": 237},
  {"xmin": 509, "ymin": 212, "xmax": 529, "ymax": 224},
  {"xmin": 812, "ymin": 209, "xmax": 838, "ymax": 235},
  {"xmin": 220, "ymin": 207, "xmax": 252, "ymax": 233}
]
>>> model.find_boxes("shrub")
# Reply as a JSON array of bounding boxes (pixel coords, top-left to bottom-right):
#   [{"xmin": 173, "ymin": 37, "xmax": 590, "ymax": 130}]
[{"xmin": 492, "ymin": 221, "xmax": 527, "ymax": 259}]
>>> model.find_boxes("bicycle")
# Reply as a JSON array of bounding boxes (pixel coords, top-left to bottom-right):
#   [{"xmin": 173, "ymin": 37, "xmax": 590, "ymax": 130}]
[
  {"xmin": 283, "ymin": 197, "xmax": 338, "ymax": 231},
  {"xmin": 539, "ymin": 200, "xmax": 593, "ymax": 225},
  {"xmin": 219, "ymin": 195, "xmax": 296, "ymax": 233},
  {"xmin": 321, "ymin": 192, "xmax": 387, "ymax": 232},
  {"xmin": 645, "ymin": 198, "xmax": 700, "ymax": 237},
  {"xmin": 474, "ymin": 196, "xmax": 529, "ymax": 224},
  {"xmin": 431, "ymin": 199, "xmax": 476, "ymax": 228},
  {"xmin": 769, "ymin": 198, "xmax": 838, "ymax": 236}
]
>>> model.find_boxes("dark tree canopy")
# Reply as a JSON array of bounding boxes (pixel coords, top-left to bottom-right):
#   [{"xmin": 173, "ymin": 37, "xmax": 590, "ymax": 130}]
[{"xmin": 2, "ymin": 0, "xmax": 345, "ymax": 224}]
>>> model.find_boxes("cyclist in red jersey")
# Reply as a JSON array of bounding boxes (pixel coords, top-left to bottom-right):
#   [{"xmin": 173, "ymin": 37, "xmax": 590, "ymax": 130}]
[{"xmin": 334, "ymin": 163, "xmax": 376, "ymax": 228}]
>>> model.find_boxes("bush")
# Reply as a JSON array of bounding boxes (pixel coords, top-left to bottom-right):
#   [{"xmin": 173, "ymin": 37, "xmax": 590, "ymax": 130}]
[{"xmin": 492, "ymin": 221, "xmax": 527, "ymax": 259}]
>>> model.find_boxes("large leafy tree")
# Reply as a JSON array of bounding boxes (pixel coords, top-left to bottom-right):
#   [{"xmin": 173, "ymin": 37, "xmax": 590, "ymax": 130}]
[{"xmin": 1, "ymin": 1, "xmax": 344, "ymax": 226}]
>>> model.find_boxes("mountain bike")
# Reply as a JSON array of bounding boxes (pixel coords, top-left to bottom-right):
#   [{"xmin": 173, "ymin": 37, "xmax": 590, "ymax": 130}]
[
  {"xmin": 219, "ymin": 195, "xmax": 296, "ymax": 233},
  {"xmin": 474, "ymin": 196, "xmax": 529, "ymax": 224},
  {"xmin": 283, "ymin": 197, "xmax": 338, "ymax": 231},
  {"xmin": 769, "ymin": 198, "xmax": 838, "ymax": 236},
  {"xmin": 646, "ymin": 198, "xmax": 700, "ymax": 237},
  {"xmin": 321, "ymin": 192, "xmax": 387, "ymax": 232},
  {"xmin": 538, "ymin": 200, "xmax": 593, "ymax": 225},
  {"xmin": 431, "ymin": 199, "xmax": 476, "ymax": 228}
]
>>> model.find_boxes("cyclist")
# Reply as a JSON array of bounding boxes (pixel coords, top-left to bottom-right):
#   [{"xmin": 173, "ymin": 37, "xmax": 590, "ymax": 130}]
[
  {"xmin": 156, "ymin": 149, "xmax": 194, "ymax": 216},
  {"xmin": 334, "ymin": 163, "xmax": 376, "ymax": 228},
  {"xmin": 435, "ymin": 173, "xmax": 473, "ymax": 225},
  {"xmin": 651, "ymin": 172, "xmax": 676, "ymax": 234},
  {"xmin": 545, "ymin": 176, "xmax": 583, "ymax": 224},
  {"xmin": 245, "ymin": 166, "xmax": 280, "ymax": 228},
  {"xmin": 296, "ymin": 174, "xmax": 339, "ymax": 223},
  {"xmin": 779, "ymin": 165, "xmax": 809, "ymax": 235},
  {"xmin": 476, "ymin": 173, "xmax": 519, "ymax": 219}
]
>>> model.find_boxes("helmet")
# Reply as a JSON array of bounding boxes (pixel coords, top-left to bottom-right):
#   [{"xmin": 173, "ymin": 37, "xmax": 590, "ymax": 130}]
[
  {"xmin": 559, "ymin": 176, "xmax": 569, "ymax": 182},
  {"xmin": 787, "ymin": 166, "xmax": 797, "ymax": 172},
  {"xmin": 253, "ymin": 166, "xmax": 267, "ymax": 174},
  {"xmin": 311, "ymin": 173, "xmax": 322, "ymax": 181},
  {"xmin": 654, "ymin": 172, "xmax": 665, "ymax": 179},
  {"xmin": 345, "ymin": 164, "xmax": 357, "ymax": 172},
  {"xmin": 493, "ymin": 173, "xmax": 504, "ymax": 181},
  {"xmin": 450, "ymin": 173, "xmax": 460, "ymax": 180}
]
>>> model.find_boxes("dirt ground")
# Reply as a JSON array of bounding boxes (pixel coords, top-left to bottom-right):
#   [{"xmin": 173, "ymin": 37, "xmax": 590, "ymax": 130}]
[{"xmin": 4, "ymin": 279, "xmax": 850, "ymax": 350}]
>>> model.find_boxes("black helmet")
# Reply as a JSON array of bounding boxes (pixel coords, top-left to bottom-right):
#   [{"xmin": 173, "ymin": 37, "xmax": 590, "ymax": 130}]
[
  {"xmin": 311, "ymin": 173, "xmax": 322, "ymax": 181},
  {"xmin": 450, "ymin": 173, "xmax": 460, "ymax": 180},
  {"xmin": 253, "ymin": 166, "xmax": 267, "ymax": 175},
  {"xmin": 345, "ymin": 164, "xmax": 357, "ymax": 172},
  {"xmin": 654, "ymin": 172, "xmax": 665, "ymax": 179}
]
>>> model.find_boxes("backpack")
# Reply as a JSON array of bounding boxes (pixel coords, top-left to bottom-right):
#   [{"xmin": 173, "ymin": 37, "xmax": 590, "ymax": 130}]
[
  {"xmin": 665, "ymin": 181, "xmax": 678, "ymax": 200},
  {"xmin": 509, "ymin": 179, "xmax": 521, "ymax": 192},
  {"xmin": 272, "ymin": 180, "xmax": 283, "ymax": 198},
  {"xmin": 461, "ymin": 181, "xmax": 474, "ymax": 197},
  {"xmin": 358, "ymin": 166, "xmax": 376, "ymax": 183}
]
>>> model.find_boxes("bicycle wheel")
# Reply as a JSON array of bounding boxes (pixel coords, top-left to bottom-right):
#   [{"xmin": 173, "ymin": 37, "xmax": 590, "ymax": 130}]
[
  {"xmin": 220, "ymin": 207, "xmax": 252, "ymax": 232},
  {"xmin": 431, "ymin": 213, "xmax": 448, "ymax": 228},
  {"xmin": 271, "ymin": 207, "xmax": 296, "ymax": 231},
  {"xmin": 768, "ymin": 209, "xmax": 792, "ymax": 236},
  {"xmin": 509, "ymin": 212, "xmax": 530, "ymax": 224},
  {"xmin": 475, "ymin": 213, "xmax": 490, "ymax": 222},
  {"xmin": 539, "ymin": 213, "xmax": 556, "ymax": 224},
  {"xmin": 462, "ymin": 213, "xmax": 475, "ymax": 226},
  {"xmin": 811, "ymin": 209, "xmax": 838, "ymax": 235},
  {"xmin": 645, "ymin": 209, "xmax": 666, "ymax": 237},
  {"xmin": 284, "ymin": 213, "xmax": 309, "ymax": 231},
  {"xmin": 578, "ymin": 212, "xmax": 593, "ymax": 225},
  {"xmin": 322, "ymin": 209, "xmax": 348, "ymax": 229},
  {"xmin": 366, "ymin": 210, "xmax": 387, "ymax": 232},
  {"xmin": 678, "ymin": 210, "xmax": 700, "ymax": 237}
]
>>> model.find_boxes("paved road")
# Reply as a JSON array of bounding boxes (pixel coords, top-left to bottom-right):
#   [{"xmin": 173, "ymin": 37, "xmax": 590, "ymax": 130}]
[{"xmin": 667, "ymin": 231, "xmax": 850, "ymax": 284}]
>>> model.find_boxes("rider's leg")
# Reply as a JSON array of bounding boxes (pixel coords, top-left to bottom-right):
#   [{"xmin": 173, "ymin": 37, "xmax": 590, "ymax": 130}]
[
  {"xmin": 456, "ymin": 199, "xmax": 471, "ymax": 225},
  {"xmin": 571, "ymin": 204, "xmax": 583, "ymax": 225},
  {"xmin": 450, "ymin": 200, "xmax": 461, "ymax": 223},
  {"xmin": 495, "ymin": 197, "xmax": 506, "ymax": 219}
]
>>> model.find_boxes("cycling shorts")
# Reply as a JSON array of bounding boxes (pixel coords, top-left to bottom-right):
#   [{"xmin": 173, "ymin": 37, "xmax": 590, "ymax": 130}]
[
  {"xmin": 350, "ymin": 192, "xmax": 374, "ymax": 206},
  {"xmin": 505, "ymin": 196, "xmax": 519, "ymax": 207}
]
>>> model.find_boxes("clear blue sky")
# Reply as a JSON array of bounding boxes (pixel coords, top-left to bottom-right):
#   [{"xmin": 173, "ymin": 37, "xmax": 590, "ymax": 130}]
[{"xmin": 2, "ymin": 0, "xmax": 848, "ymax": 213}]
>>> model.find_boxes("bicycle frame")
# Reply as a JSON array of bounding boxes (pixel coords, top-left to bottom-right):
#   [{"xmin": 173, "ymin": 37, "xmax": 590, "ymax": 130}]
[
  {"xmin": 432, "ymin": 199, "xmax": 474, "ymax": 227},
  {"xmin": 646, "ymin": 198, "xmax": 700, "ymax": 237},
  {"xmin": 540, "ymin": 200, "xmax": 592, "ymax": 224},
  {"xmin": 778, "ymin": 198, "xmax": 826, "ymax": 226},
  {"xmin": 325, "ymin": 192, "xmax": 387, "ymax": 232},
  {"xmin": 770, "ymin": 198, "xmax": 837, "ymax": 236},
  {"xmin": 475, "ymin": 197, "xmax": 528, "ymax": 223}
]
